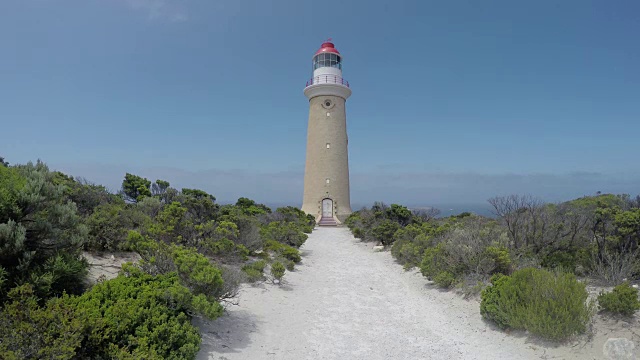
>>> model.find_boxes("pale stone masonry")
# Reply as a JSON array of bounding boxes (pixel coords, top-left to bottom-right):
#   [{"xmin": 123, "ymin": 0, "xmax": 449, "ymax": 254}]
[{"xmin": 301, "ymin": 41, "xmax": 352, "ymax": 223}]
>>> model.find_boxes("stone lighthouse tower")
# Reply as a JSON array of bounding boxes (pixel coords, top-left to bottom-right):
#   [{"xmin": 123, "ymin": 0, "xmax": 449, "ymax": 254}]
[{"xmin": 301, "ymin": 40, "xmax": 352, "ymax": 225}]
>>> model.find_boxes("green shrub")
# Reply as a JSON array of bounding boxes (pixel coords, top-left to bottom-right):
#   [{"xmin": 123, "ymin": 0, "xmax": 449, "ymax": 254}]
[
  {"xmin": 483, "ymin": 246, "xmax": 512, "ymax": 275},
  {"xmin": 0, "ymin": 285, "xmax": 84, "ymax": 360},
  {"xmin": 480, "ymin": 268, "xmax": 595, "ymax": 341},
  {"xmin": 242, "ymin": 260, "xmax": 267, "ymax": 282},
  {"xmin": 352, "ymin": 227, "xmax": 364, "ymax": 239},
  {"xmin": 280, "ymin": 246, "xmax": 302, "ymax": 263},
  {"xmin": 264, "ymin": 240, "xmax": 301, "ymax": 263},
  {"xmin": 392, "ymin": 241, "xmax": 422, "ymax": 269},
  {"xmin": 371, "ymin": 220, "xmax": 401, "ymax": 245},
  {"xmin": 0, "ymin": 162, "xmax": 89, "ymax": 301},
  {"xmin": 85, "ymin": 203, "xmax": 128, "ymax": 251},
  {"xmin": 420, "ymin": 244, "xmax": 453, "ymax": 278},
  {"xmin": 278, "ymin": 257, "xmax": 295, "ymax": 271},
  {"xmin": 344, "ymin": 212, "xmax": 361, "ymax": 229},
  {"xmin": 242, "ymin": 268, "xmax": 263, "ymax": 282},
  {"xmin": 1, "ymin": 267, "xmax": 222, "ymax": 360},
  {"xmin": 271, "ymin": 262, "xmax": 285, "ymax": 282},
  {"xmin": 260, "ymin": 221, "xmax": 308, "ymax": 248},
  {"xmin": 72, "ymin": 266, "xmax": 219, "ymax": 359},
  {"xmin": 245, "ymin": 260, "xmax": 267, "ymax": 272},
  {"xmin": 541, "ymin": 249, "xmax": 578, "ymax": 271},
  {"xmin": 434, "ymin": 271, "xmax": 457, "ymax": 288},
  {"xmin": 598, "ymin": 282, "xmax": 640, "ymax": 316},
  {"xmin": 208, "ymin": 238, "xmax": 236, "ymax": 254}
]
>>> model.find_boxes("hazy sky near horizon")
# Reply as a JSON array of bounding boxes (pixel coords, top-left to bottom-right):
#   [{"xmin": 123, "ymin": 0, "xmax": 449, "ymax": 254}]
[{"xmin": 1, "ymin": 0, "xmax": 639, "ymax": 206}]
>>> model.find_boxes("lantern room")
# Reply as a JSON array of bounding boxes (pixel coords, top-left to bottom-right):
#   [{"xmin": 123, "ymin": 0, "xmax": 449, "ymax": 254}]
[
  {"xmin": 307, "ymin": 40, "xmax": 349, "ymax": 88},
  {"xmin": 313, "ymin": 52, "xmax": 342, "ymax": 70}
]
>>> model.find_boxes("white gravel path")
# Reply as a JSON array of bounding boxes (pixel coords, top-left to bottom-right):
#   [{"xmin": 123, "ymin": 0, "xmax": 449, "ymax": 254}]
[{"xmin": 195, "ymin": 227, "xmax": 618, "ymax": 360}]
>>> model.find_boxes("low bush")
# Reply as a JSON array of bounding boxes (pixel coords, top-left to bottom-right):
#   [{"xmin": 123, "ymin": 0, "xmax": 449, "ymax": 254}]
[
  {"xmin": 264, "ymin": 240, "xmax": 301, "ymax": 264},
  {"xmin": 483, "ymin": 246, "xmax": 512, "ymax": 275},
  {"xmin": 598, "ymin": 282, "xmax": 640, "ymax": 316},
  {"xmin": 242, "ymin": 260, "xmax": 267, "ymax": 282},
  {"xmin": 391, "ymin": 233, "xmax": 432, "ymax": 269},
  {"xmin": 260, "ymin": 221, "xmax": 308, "ymax": 248},
  {"xmin": 371, "ymin": 220, "xmax": 401, "ymax": 245},
  {"xmin": 420, "ymin": 243, "xmax": 462, "ymax": 287},
  {"xmin": 434, "ymin": 271, "xmax": 457, "ymax": 288},
  {"xmin": 0, "ymin": 285, "xmax": 84, "ymax": 360},
  {"xmin": 271, "ymin": 262, "xmax": 285, "ymax": 282},
  {"xmin": 0, "ymin": 267, "xmax": 222, "ymax": 360},
  {"xmin": 72, "ymin": 266, "xmax": 221, "ymax": 359},
  {"xmin": 480, "ymin": 268, "xmax": 595, "ymax": 341},
  {"xmin": 276, "ymin": 257, "xmax": 295, "ymax": 271}
]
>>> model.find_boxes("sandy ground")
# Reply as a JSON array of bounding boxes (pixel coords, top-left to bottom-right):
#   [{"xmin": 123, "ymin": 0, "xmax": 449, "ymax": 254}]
[
  {"xmin": 194, "ymin": 227, "xmax": 639, "ymax": 360},
  {"xmin": 83, "ymin": 251, "xmax": 140, "ymax": 283}
]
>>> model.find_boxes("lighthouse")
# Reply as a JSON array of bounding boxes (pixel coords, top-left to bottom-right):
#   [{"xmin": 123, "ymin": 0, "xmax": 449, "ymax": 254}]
[{"xmin": 301, "ymin": 40, "xmax": 352, "ymax": 225}]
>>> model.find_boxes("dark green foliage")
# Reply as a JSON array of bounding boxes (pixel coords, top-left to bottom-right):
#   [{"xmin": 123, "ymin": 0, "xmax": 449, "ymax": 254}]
[
  {"xmin": 480, "ymin": 268, "xmax": 594, "ymax": 340},
  {"xmin": 271, "ymin": 261, "xmax": 286, "ymax": 281},
  {"xmin": 391, "ymin": 233, "xmax": 432, "ymax": 270},
  {"xmin": 242, "ymin": 260, "xmax": 267, "ymax": 282},
  {"xmin": 128, "ymin": 232, "xmax": 228, "ymax": 301},
  {"xmin": 483, "ymin": 246, "xmax": 512, "ymax": 275},
  {"xmin": 454, "ymin": 212, "xmax": 472, "ymax": 218},
  {"xmin": 0, "ymin": 285, "xmax": 84, "ymax": 360},
  {"xmin": 0, "ymin": 165, "xmax": 25, "ymax": 224},
  {"xmin": 420, "ymin": 243, "xmax": 461, "ymax": 287},
  {"xmin": 434, "ymin": 271, "xmax": 457, "ymax": 288},
  {"xmin": 121, "ymin": 173, "xmax": 152, "ymax": 202},
  {"xmin": 371, "ymin": 220, "xmax": 401, "ymax": 245},
  {"xmin": 0, "ymin": 158, "xmax": 314, "ymax": 359},
  {"xmin": 149, "ymin": 201, "xmax": 193, "ymax": 244},
  {"xmin": 275, "ymin": 206, "xmax": 316, "ymax": 233},
  {"xmin": 151, "ymin": 179, "xmax": 170, "ymax": 198},
  {"xmin": 598, "ymin": 282, "xmax": 640, "ymax": 315},
  {"xmin": 264, "ymin": 240, "xmax": 302, "ymax": 263},
  {"xmin": 0, "ymin": 161, "xmax": 88, "ymax": 301},
  {"xmin": 479, "ymin": 274, "xmax": 511, "ymax": 328},
  {"xmin": 72, "ymin": 266, "xmax": 218, "ymax": 359},
  {"xmin": 260, "ymin": 221, "xmax": 308, "ymax": 247},
  {"xmin": 232, "ymin": 215, "xmax": 263, "ymax": 251},
  {"xmin": 386, "ymin": 204, "xmax": 413, "ymax": 226},
  {"xmin": 182, "ymin": 188, "xmax": 219, "ymax": 225},
  {"xmin": 52, "ymin": 172, "xmax": 122, "ymax": 216},
  {"xmin": 0, "ymin": 156, "xmax": 8, "ymax": 166},
  {"xmin": 86, "ymin": 203, "xmax": 131, "ymax": 251},
  {"xmin": 235, "ymin": 197, "xmax": 271, "ymax": 216}
]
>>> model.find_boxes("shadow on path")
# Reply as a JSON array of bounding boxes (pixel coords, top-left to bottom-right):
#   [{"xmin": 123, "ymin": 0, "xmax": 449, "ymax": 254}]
[{"xmin": 195, "ymin": 309, "xmax": 262, "ymax": 359}]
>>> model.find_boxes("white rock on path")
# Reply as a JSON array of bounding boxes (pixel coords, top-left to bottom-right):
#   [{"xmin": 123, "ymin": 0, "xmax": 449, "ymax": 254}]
[{"xmin": 604, "ymin": 338, "xmax": 636, "ymax": 360}]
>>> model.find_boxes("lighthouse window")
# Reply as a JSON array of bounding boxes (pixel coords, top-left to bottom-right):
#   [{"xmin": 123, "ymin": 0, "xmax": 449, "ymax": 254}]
[
  {"xmin": 326, "ymin": 178, "xmax": 330, "ymax": 185},
  {"xmin": 313, "ymin": 53, "xmax": 342, "ymax": 69}
]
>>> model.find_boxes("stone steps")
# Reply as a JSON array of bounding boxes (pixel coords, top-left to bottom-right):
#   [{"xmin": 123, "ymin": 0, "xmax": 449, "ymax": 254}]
[{"xmin": 317, "ymin": 217, "xmax": 338, "ymax": 227}]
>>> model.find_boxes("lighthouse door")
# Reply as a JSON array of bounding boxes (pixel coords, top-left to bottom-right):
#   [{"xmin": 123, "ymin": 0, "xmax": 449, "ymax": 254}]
[{"xmin": 322, "ymin": 199, "xmax": 333, "ymax": 218}]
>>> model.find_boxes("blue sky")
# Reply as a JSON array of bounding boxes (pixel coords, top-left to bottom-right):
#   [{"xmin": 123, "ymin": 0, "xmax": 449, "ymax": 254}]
[{"xmin": 1, "ymin": 0, "xmax": 638, "ymax": 207}]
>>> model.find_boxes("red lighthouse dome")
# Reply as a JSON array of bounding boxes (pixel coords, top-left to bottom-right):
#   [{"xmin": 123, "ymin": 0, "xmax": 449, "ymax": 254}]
[{"xmin": 315, "ymin": 41, "xmax": 341, "ymax": 56}]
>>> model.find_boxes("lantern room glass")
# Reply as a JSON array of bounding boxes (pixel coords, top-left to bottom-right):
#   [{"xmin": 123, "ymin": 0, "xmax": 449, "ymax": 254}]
[{"xmin": 313, "ymin": 53, "xmax": 342, "ymax": 70}]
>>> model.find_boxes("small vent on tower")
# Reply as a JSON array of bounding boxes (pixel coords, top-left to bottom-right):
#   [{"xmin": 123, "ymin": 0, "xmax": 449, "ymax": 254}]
[
  {"xmin": 326, "ymin": 143, "xmax": 331, "ymax": 149},
  {"xmin": 325, "ymin": 178, "xmax": 330, "ymax": 185},
  {"xmin": 322, "ymin": 99, "xmax": 334, "ymax": 109}
]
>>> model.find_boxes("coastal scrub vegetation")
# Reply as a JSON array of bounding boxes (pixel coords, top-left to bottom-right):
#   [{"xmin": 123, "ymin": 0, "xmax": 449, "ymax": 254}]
[
  {"xmin": 346, "ymin": 194, "xmax": 640, "ymax": 340},
  {"xmin": 0, "ymin": 159, "xmax": 313, "ymax": 359}
]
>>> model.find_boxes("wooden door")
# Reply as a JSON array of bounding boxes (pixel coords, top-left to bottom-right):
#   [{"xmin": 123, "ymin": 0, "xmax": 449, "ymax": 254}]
[{"xmin": 322, "ymin": 198, "xmax": 333, "ymax": 218}]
